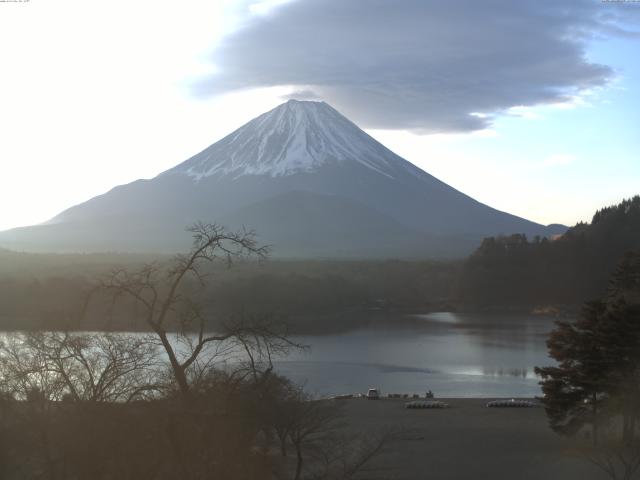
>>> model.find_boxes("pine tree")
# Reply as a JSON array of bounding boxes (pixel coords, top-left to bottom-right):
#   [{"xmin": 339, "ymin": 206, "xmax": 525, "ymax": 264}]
[
  {"xmin": 535, "ymin": 300, "xmax": 610, "ymax": 443},
  {"xmin": 535, "ymin": 251, "xmax": 640, "ymax": 445}
]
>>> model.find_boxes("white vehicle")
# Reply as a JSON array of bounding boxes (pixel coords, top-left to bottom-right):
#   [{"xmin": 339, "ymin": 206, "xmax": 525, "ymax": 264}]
[{"xmin": 366, "ymin": 388, "xmax": 380, "ymax": 400}]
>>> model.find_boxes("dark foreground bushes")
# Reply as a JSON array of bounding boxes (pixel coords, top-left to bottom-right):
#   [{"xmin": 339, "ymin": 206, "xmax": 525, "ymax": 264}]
[
  {"xmin": 0, "ymin": 332, "xmax": 390, "ymax": 480},
  {"xmin": 0, "ymin": 388, "xmax": 270, "ymax": 479}
]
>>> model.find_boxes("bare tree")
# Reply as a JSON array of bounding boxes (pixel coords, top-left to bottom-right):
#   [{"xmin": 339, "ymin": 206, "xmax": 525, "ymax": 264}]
[
  {"xmin": 578, "ymin": 436, "xmax": 640, "ymax": 480},
  {"xmin": 97, "ymin": 222, "xmax": 277, "ymax": 396},
  {"xmin": 0, "ymin": 331, "xmax": 161, "ymax": 403},
  {"xmin": 270, "ymin": 386, "xmax": 394, "ymax": 480},
  {"xmin": 0, "ymin": 331, "xmax": 163, "ymax": 480},
  {"xmin": 572, "ymin": 399, "xmax": 640, "ymax": 480},
  {"xmin": 307, "ymin": 429, "xmax": 396, "ymax": 480},
  {"xmin": 289, "ymin": 397, "xmax": 341, "ymax": 479},
  {"xmin": 0, "ymin": 333, "xmax": 67, "ymax": 403},
  {"xmin": 230, "ymin": 314, "xmax": 306, "ymax": 384},
  {"xmin": 0, "ymin": 332, "xmax": 68, "ymax": 480}
]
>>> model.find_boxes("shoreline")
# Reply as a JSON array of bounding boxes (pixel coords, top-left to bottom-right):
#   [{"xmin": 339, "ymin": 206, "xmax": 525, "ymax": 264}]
[
  {"xmin": 0, "ymin": 304, "xmax": 577, "ymax": 335},
  {"xmin": 334, "ymin": 395, "xmax": 543, "ymax": 403},
  {"xmin": 339, "ymin": 397, "xmax": 605, "ymax": 480}
]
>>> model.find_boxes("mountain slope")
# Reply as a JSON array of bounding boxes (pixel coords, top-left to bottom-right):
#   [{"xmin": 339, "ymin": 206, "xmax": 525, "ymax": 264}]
[
  {"xmin": 0, "ymin": 100, "xmax": 563, "ymax": 257},
  {"xmin": 165, "ymin": 98, "xmax": 405, "ymax": 179}
]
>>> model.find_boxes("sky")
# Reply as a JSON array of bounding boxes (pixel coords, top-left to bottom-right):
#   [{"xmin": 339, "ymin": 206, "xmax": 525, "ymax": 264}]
[{"xmin": 0, "ymin": 0, "xmax": 638, "ymax": 231}]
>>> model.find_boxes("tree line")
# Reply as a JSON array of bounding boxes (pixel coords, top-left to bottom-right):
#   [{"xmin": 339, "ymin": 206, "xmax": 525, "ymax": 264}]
[
  {"xmin": 458, "ymin": 196, "xmax": 640, "ymax": 309},
  {"xmin": 0, "ymin": 251, "xmax": 460, "ymax": 333}
]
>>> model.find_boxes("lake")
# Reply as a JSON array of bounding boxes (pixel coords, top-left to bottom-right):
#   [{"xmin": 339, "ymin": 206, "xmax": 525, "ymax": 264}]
[
  {"xmin": 274, "ymin": 312, "xmax": 559, "ymax": 398},
  {"xmin": 1, "ymin": 312, "xmax": 558, "ymax": 399}
]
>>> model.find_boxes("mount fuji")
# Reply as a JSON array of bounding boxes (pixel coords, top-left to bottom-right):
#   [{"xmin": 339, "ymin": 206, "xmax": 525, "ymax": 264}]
[{"xmin": 0, "ymin": 100, "xmax": 564, "ymax": 258}]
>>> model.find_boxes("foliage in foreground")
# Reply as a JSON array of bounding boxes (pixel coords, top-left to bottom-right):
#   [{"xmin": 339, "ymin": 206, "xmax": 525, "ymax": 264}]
[
  {"xmin": 0, "ymin": 332, "xmax": 390, "ymax": 480},
  {"xmin": 0, "ymin": 223, "xmax": 392, "ymax": 479},
  {"xmin": 536, "ymin": 251, "xmax": 640, "ymax": 479}
]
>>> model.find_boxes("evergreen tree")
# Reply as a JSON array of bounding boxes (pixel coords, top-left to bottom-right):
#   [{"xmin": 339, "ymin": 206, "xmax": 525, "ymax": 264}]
[
  {"xmin": 535, "ymin": 251, "xmax": 640, "ymax": 445},
  {"xmin": 460, "ymin": 196, "xmax": 640, "ymax": 307},
  {"xmin": 535, "ymin": 301, "xmax": 610, "ymax": 442}
]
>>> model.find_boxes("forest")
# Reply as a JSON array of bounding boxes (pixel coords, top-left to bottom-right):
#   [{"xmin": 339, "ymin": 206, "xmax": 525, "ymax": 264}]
[
  {"xmin": 0, "ymin": 248, "xmax": 459, "ymax": 332},
  {"xmin": 0, "ymin": 197, "xmax": 638, "ymax": 333},
  {"xmin": 458, "ymin": 196, "xmax": 640, "ymax": 309}
]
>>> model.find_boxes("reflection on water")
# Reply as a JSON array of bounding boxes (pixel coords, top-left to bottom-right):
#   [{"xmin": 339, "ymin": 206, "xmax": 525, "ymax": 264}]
[
  {"xmin": 415, "ymin": 312, "xmax": 460, "ymax": 324},
  {"xmin": 482, "ymin": 367, "xmax": 530, "ymax": 378},
  {"xmin": 274, "ymin": 312, "xmax": 559, "ymax": 398}
]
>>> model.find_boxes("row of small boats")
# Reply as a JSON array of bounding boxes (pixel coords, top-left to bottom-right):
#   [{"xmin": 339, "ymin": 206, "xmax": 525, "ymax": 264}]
[
  {"xmin": 405, "ymin": 401, "xmax": 449, "ymax": 409},
  {"xmin": 404, "ymin": 399, "xmax": 539, "ymax": 409},
  {"xmin": 486, "ymin": 399, "xmax": 538, "ymax": 408}
]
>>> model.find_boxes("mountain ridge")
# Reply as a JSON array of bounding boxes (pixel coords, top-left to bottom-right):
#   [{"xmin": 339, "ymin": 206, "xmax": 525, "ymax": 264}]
[{"xmin": 0, "ymin": 100, "xmax": 565, "ymax": 258}]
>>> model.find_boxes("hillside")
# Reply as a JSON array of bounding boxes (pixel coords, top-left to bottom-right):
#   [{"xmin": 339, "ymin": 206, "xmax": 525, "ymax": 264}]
[{"xmin": 458, "ymin": 196, "xmax": 640, "ymax": 308}]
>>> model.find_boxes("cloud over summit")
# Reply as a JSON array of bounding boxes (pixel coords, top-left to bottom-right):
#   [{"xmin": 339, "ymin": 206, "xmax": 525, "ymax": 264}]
[{"xmin": 196, "ymin": 0, "xmax": 637, "ymax": 133}]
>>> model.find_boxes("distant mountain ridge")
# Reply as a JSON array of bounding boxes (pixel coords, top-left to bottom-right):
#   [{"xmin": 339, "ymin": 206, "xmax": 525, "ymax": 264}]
[{"xmin": 0, "ymin": 100, "xmax": 564, "ymax": 258}]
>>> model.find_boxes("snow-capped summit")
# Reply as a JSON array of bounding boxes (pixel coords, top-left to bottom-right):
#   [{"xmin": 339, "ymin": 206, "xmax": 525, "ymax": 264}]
[
  {"xmin": 0, "ymin": 100, "xmax": 565, "ymax": 257},
  {"xmin": 166, "ymin": 100, "xmax": 411, "ymax": 180}
]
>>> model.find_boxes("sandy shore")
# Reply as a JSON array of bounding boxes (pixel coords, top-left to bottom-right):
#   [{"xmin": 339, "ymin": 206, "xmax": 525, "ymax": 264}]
[{"xmin": 339, "ymin": 398, "xmax": 608, "ymax": 480}]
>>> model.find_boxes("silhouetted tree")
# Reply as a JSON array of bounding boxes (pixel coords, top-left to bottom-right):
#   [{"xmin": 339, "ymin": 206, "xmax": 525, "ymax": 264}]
[
  {"xmin": 0, "ymin": 331, "xmax": 164, "ymax": 479},
  {"xmin": 536, "ymin": 252, "xmax": 640, "ymax": 479},
  {"xmin": 94, "ymin": 222, "xmax": 303, "ymax": 396},
  {"xmin": 535, "ymin": 300, "xmax": 611, "ymax": 442}
]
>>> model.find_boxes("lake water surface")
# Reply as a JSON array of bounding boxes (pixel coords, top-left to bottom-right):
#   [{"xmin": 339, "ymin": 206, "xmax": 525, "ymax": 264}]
[
  {"xmin": 274, "ymin": 312, "xmax": 559, "ymax": 398},
  {"xmin": 3, "ymin": 312, "xmax": 558, "ymax": 399}
]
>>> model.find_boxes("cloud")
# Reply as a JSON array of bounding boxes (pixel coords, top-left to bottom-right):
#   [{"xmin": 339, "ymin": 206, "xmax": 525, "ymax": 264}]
[
  {"xmin": 280, "ymin": 88, "xmax": 322, "ymax": 101},
  {"xmin": 507, "ymin": 106, "xmax": 543, "ymax": 120},
  {"xmin": 193, "ymin": 0, "xmax": 639, "ymax": 133}
]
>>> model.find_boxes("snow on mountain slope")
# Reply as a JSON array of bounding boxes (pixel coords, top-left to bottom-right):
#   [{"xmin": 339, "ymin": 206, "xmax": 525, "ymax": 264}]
[{"xmin": 164, "ymin": 100, "xmax": 416, "ymax": 180}]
